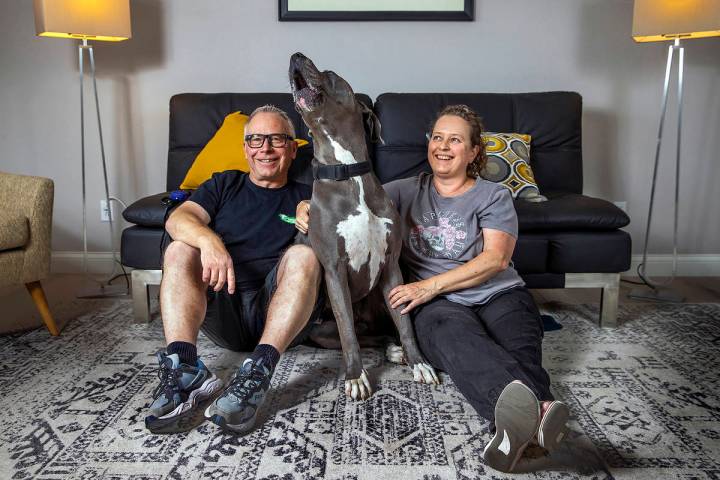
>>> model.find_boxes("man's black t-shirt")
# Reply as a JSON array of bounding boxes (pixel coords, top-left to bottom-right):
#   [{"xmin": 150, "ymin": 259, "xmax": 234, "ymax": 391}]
[{"xmin": 188, "ymin": 170, "xmax": 311, "ymax": 290}]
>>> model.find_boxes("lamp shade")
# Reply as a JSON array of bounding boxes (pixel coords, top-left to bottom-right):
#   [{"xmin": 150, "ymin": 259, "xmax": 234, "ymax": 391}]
[
  {"xmin": 633, "ymin": 0, "xmax": 720, "ymax": 42},
  {"xmin": 33, "ymin": 0, "xmax": 131, "ymax": 42}
]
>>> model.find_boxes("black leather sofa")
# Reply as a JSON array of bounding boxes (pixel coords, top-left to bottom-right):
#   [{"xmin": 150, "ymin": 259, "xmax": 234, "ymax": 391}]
[{"xmin": 121, "ymin": 92, "xmax": 631, "ymax": 326}]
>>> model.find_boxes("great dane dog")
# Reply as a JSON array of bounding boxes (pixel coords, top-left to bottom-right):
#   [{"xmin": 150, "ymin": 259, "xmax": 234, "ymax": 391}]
[{"xmin": 289, "ymin": 52, "xmax": 439, "ymax": 400}]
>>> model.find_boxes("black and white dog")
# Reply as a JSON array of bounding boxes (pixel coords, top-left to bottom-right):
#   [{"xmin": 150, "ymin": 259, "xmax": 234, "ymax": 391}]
[{"xmin": 289, "ymin": 53, "xmax": 439, "ymax": 400}]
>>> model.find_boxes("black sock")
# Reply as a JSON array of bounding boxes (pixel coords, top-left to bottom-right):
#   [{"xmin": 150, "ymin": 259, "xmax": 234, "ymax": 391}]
[
  {"xmin": 167, "ymin": 341, "xmax": 197, "ymax": 366},
  {"xmin": 249, "ymin": 343, "xmax": 280, "ymax": 372}
]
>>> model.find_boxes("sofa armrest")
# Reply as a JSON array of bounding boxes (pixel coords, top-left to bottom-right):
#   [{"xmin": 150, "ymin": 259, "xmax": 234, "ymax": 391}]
[
  {"xmin": 122, "ymin": 192, "xmax": 174, "ymax": 228},
  {"xmin": 0, "ymin": 172, "xmax": 54, "ymax": 283}
]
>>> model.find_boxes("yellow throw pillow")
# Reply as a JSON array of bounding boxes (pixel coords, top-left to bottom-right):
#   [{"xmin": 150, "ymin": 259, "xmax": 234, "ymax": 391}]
[
  {"xmin": 179, "ymin": 111, "xmax": 309, "ymax": 190},
  {"xmin": 480, "ymin": 132, "xmax": 547, "ymax": 202}
]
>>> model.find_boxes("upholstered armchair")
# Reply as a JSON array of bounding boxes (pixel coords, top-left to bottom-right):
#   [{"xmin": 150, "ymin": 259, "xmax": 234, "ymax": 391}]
[{"xmin": 0, "ymin": 172, "xmax": 59, "ymax": 335}]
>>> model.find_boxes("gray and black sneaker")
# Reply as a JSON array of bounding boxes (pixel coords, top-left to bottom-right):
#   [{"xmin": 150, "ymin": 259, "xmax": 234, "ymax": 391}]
[
  {"xmin": 144, "ymin": 351, "xmax": 223, "ymax": 434},
  {"xmin": 204, "ymin": 357, "xmax": 272, "ymax": 433}
]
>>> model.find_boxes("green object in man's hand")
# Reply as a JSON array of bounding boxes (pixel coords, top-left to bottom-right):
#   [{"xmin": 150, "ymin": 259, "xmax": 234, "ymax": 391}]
[{"xmin": 279, "ymin": 214, "xmax": 296, "ymax": 225}]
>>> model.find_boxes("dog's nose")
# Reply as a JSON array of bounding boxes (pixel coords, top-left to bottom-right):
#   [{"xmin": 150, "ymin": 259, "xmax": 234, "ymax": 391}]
[{"xmin": 291, "ymin": 52, "xmax": 307, "ymax": 63}]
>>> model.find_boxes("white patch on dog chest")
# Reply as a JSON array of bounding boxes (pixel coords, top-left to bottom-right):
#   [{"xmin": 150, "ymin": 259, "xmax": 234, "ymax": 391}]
[{"xmin": 326, "ymin": 135, "xmax": 392, "ymax": 289}]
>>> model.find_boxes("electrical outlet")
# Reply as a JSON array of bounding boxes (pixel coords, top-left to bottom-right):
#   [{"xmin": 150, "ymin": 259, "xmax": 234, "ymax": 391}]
[
  {"xmin": 613, "ymin": 201, "xmax": 627, "ymax": 212},
  {"xmin": 100, "ymin": 199, "xmax": 112, "ymax": 222}
]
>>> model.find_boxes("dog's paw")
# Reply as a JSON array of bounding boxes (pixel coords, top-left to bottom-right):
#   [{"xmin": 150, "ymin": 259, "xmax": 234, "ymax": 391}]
[
  {"xmin": 385, "ymin": 344, "xmax": 406, "ymax": 365},
  {"xmin": 345, "ymin": 369, "xmax": 372, "ymax": 400},
  {"xmin": 412, "ymin": 363, "xmax": 440, "ymax": 385}
]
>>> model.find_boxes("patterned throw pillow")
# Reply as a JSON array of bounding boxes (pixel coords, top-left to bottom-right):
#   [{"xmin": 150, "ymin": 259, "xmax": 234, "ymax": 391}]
[{"xmin": 480, "ymin": 132, "xmax": 547, "ymax": 202}]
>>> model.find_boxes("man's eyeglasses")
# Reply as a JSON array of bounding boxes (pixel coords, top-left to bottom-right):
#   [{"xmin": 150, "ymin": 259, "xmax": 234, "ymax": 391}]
[{"xmin": 244, "ymin": 133, "xmax": 293, "ymax": 149}]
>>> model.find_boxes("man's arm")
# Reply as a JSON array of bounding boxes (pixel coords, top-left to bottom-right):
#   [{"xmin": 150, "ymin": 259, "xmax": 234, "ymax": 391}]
[
  {"xmin": 166, "ymin": 200, "xmax": 236, "ymax": 294},
  {"xmin": 388, "ymin": 228, "xmax": 515, "ymax": 314}
]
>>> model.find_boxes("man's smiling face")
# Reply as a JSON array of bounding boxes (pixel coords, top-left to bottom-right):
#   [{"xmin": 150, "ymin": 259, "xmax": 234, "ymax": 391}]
[{"xmin": 243, "ymin": 112, "xmax": 298, "ymax": 188}]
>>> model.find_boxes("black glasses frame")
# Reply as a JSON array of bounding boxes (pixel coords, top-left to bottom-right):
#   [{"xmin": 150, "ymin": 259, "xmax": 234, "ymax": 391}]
[{"xmin": 244, "ymin": 133, "xmax": 293, "ymax": 149}]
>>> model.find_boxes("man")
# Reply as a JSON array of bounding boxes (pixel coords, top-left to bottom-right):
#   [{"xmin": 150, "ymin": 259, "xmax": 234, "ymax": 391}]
[{"xmin": 145, "ymin": 105, "xmax": 323, "ymax": 434}]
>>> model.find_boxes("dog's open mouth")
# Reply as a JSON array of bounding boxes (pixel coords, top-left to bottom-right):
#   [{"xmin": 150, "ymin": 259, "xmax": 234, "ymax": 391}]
[
  {"xmin": 292, "ymin": 72, "xmax": 322, "ymax": 111},
  {"xmin": 290, "ymin": 54, "xmax": 323, "ymax": 112}
]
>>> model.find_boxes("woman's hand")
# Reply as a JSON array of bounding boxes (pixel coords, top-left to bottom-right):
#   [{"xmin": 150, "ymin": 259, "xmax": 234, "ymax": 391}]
[
  {"xmin": 295, "ymin": 200, "xmax": 311, "ymax": 234},
  {"xmin": 389, "ymin": 280, "xmax": 440, "ymax": 314}
]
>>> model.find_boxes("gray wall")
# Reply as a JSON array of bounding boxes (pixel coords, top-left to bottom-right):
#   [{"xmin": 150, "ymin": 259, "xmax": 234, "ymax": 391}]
[{"xmin": 1, "ymin": 0, "xmax": 719, "ymax": 254}]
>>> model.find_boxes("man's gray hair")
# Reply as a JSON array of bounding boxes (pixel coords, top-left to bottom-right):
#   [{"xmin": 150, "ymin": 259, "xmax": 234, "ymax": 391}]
[{"xmin": 245, "ymin": 105, "xmax": 296, "ymax": 138}]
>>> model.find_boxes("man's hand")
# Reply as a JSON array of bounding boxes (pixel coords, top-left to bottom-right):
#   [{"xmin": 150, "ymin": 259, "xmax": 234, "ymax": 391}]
[
  {"xmin": 198, "ymin": 235, "xmax": 236, "ymax": 294},
  {"xmin": 389, "ymin": 280, "xmax": 440, "ymax": 315},
  {"xmin": 295, "ymin": 200, "xmax": 311, "ymax": 234}
]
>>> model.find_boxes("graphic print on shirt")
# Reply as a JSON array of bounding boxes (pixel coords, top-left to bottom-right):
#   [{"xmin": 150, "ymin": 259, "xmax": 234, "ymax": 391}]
[{"xmin": 410, "ymin": 210, "xmax": 467, "ymax": 259}]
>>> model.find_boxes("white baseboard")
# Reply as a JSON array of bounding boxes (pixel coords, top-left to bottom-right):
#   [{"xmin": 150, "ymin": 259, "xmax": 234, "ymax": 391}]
[
  {"xmin": 51, "ymin": 251, "xmax": 720, "ymax": 277},
  {"xmin": 51, "ymin": 251, "xmax": 131, "ymax": 275},
  {"xmin": 627, "ymin": 254, "xmax": 720, "ymax": 277}
]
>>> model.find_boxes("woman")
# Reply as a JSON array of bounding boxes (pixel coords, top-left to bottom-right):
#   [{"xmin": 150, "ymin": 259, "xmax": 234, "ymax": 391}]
[{"xmin": 296, "ymin": 105, "xmax": 569, "ymax": 473}]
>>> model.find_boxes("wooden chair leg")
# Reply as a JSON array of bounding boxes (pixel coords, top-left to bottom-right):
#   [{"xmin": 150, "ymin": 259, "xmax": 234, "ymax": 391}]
[{"xmin": 25, "ymin": 281, "xmax": 60, "ymax": 336}]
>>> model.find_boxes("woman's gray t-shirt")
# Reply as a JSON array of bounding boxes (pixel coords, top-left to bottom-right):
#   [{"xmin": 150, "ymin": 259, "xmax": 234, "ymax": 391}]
[{"xmin": 383, "ymin": 172, "xmax": 524, "ymax": 306}]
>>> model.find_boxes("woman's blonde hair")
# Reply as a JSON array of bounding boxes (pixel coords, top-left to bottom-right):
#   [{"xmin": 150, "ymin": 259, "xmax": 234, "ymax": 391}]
[{"xmin": 432, "ymin": 105, "xmax": 487, "ymax": 178}]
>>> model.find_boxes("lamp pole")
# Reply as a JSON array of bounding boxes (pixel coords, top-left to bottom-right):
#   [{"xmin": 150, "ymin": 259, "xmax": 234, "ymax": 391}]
[
  {"xmin": 629, "ymin": 38, "xmax": 685, "ymax": 303},
  {"xmin": 77, "ymin": 37, "xmax": 128, "ymax": 298}
]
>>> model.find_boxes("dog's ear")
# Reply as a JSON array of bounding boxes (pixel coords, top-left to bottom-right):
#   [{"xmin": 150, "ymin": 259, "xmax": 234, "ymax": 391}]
[{"xmin": 359, "ymin": 102, "xmax": 384, "ymax": 145}]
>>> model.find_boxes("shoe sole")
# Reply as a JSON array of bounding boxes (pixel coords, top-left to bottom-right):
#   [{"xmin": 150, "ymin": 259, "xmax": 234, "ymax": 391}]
[
  {"xmin": 482, "ymin": 382, "xmax": 540, "ymax": 473},
  {"xmin": 145, "ymin": 374, "xmax": 224, "ymax": 434},
  {"xmin": 538, "ymin": 400, "xmax": 569, "ymax": 452},
  {"xmin": 204, "ymin": 403, "xmax": 259, "ymax": 434}
]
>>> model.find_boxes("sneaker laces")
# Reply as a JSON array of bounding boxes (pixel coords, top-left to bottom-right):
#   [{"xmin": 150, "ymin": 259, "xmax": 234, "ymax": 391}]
[
  {"xmin": 228, "ymin": 364, "xmax": 267, "ymax": 400},
  {"xmin": 152, "ymin": 356, "xmax": 182, "ymax": 400}
]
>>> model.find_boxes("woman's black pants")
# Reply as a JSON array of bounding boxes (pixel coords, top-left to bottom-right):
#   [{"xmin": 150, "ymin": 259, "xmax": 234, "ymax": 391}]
[{"xmin": 412, "ymin": 286, "xmax": 553, "ymax": 422}]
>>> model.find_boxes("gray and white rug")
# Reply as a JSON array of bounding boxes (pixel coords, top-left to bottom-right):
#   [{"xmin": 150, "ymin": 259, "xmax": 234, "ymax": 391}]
[{"xmin": 1, "ymin": 300, "xmax": 719, "ymax": 479}]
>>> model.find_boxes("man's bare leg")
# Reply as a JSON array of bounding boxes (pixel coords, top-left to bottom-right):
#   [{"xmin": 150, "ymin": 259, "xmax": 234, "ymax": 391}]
[
  {"xmin": 205, "ymin": 244, "xmax": 322, "ymax": 433},
  {"xmin": 146, "ymin": 241, "xmax": 223, "ymax": 434},
  {"xmin": 160, "ymin": 241, "xmax": 207, "ymax": 344},
  {"xmin": 259, "ymin": 244, "xmax": 322, "ymax": 353}
]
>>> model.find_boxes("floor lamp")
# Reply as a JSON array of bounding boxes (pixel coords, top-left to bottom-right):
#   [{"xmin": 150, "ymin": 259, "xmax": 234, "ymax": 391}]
[
  {"xmin": 33, "ymin": 0, "xmax": 132, "ymax": 298},
  {"xmin": 629, "ymin": 0, "xmax": 720, "ymax": 302}
]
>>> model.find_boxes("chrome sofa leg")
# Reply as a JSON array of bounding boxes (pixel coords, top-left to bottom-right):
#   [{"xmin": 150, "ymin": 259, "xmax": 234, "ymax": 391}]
[
  {"xmin": 599, "ymin": 275, "xmax": 620, "ymax": 328},
  {"xmin": 131, "ymin": 269, "xmax": 163, "ymax": 323},
  {"xmin": 565, "ymin": 273, "xmax": 621, "ymax": 327}
]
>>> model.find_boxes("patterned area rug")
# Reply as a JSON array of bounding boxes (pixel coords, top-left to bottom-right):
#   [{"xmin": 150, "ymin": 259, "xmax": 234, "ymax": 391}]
[{"xmin": 1, "ymin": 300, "xmax": 719, "ymax": 479}]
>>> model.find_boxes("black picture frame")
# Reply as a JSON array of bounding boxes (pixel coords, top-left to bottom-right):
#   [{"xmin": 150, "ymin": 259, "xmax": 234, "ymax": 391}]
[{"xmin": 278, "ymin": 0, "xmax": 474, "ymax": 21}]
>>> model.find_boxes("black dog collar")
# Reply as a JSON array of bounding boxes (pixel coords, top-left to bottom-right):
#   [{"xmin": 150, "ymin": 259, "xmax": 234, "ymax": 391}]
[{"xmin": 313, "ymin": 161, "xmax": 372, "ymax": 181}]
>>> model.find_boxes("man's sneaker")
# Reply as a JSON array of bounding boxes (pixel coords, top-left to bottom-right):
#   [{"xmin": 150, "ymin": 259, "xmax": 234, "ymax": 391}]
[
  {"xmin": 144, "ymin": 351, "xmax": 223, "ymax": 434},
  {"xmin": 204, "ymin": 357, "xmax": 272, "ymax": 433}
]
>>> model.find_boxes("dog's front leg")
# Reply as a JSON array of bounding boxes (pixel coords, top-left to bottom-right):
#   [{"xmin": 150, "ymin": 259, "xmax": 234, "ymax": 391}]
[
  {"xmin": 324, "ymin": 267, "xmax": 372, "ymax": 400},
  {"xmin": 380, "ymin": 264, "xmax": 440, "ymax": 385}
]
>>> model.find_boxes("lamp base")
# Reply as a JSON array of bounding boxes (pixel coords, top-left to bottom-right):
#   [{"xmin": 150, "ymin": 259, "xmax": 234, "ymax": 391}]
[
  {"xmin": 628, "ymin": 286, "xmax": 685, "ymax": 303},
  {"xmin": 77, "ymin": 282, "xmax": 129, "ymax": 299}
]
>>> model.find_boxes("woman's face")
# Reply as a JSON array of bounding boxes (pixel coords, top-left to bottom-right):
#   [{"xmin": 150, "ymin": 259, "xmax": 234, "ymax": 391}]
[{"xmin": 427, "ymin": 115, "xmax": 480, "ymax": 180}]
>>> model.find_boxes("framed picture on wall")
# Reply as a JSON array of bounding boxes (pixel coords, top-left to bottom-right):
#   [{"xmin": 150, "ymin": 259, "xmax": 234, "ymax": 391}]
[{"xmin": 278, "ymin": 0, "xmax": 474, "ymax": 21}]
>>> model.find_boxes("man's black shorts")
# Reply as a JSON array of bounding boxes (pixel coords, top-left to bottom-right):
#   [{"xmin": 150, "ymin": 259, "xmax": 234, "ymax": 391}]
[{"xmin": 201, "ymin": 254, "xmax": 326, "ymax": 352}]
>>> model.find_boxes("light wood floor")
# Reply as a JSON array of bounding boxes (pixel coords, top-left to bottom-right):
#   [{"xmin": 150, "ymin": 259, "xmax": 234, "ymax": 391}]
[{"xmin": 1, "ymin": 273, "xmax": 719, "ymax": 335}]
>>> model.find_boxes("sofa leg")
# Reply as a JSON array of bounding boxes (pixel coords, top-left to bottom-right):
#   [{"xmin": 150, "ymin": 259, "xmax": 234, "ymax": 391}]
[
  {"xmin": 564, "ymin": 273, "xmax": 621, "ymax": 327},
  {"xmin": 131, "ymin": 269, "xmax": 163, "ymax": 323},
  {"xmin": 25, "ymin": 281, "xmax": 60, "ymax": 336}
]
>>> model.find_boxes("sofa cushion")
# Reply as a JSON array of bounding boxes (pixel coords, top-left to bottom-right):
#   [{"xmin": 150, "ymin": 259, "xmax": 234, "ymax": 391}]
[
  {"xmin": 512, "ymin": 233, "xmax": 549, "ymax": 273},
  {"xmin": 0, "ymin": 214, "xmax": 29, "ymax": 251},
  {"xmin": 546, "ymin": 230, "xmax": 632, "ymax": 272},
  {"xmin": 482, "ymin": 132, "xmax": 546, "ymax": 202},
  {"xmin": 122, "ymin": 193, "xmax": 171, "ymax": 228},
  {"xmin": 121, "ymin": 226, "xmax": 166, "ymax": 270},
  {"xmin": 373, "ymin": 92, "xmax": 583, "ymax": 194},
  {"xmin": 515, "ymin": 192, "xmax": 630, "ymax": 232},
  {"xmin": 166, "ymin": 93, "xmax": 372, "ymax": 191}
]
